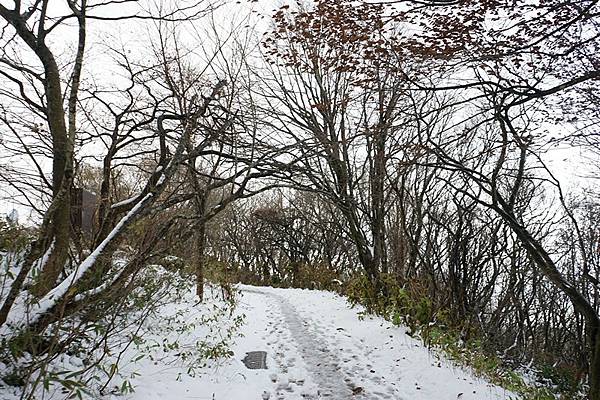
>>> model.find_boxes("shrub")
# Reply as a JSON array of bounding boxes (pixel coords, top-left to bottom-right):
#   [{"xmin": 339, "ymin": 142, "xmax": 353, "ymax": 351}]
[
  {"xmin": 0, "ymin": 218, "xmax": 31, "ymax": 253},
  {"xmin": 345, "ymin": 273, "xmax": 434, "ymax": 331}
]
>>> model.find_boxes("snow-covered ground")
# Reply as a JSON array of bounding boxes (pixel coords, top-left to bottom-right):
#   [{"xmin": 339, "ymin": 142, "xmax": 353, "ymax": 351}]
[
  {"xmin": 122, "ymin": 285, "xmax": 514, "ymax": 400},
  {"xmin": 1, "ymin": 284, "xmax": 516, "ymax": 399}
]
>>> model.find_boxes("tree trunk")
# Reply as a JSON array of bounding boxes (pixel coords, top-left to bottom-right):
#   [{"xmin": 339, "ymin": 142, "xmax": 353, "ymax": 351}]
[
  {"xmin": 31, "ymin": 181, "xmax": 71, "ymax": 297},
  {"xmin": 17, "ymin": 34, "xmax": 73, "ymax": 297},
  {"xmin": 590, "ymin": 326, "xmax": 600, "ymax": 400},
  {"xmin": 0, "ymin": 4, "xmax": 87, "ymax": 298},
  {"xmin": 30, "ymin": 73, "xmax": 72, "ymax": 296},
  {"xmin": 35, "ymin": 198, "xmax": 71, "ymax": 293},
  {"xmin": 371, "ymin": 124, "xmax": 387, "ymax": 275},
  {"xmin": 196, "ymin": 221, "xmax": 207, "ymax": 302}
]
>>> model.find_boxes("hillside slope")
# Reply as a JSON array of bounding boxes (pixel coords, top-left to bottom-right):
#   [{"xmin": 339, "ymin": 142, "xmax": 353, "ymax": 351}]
[{"xmin": 125, "ymin": 285, "xmax": 514, "ymax": 400}]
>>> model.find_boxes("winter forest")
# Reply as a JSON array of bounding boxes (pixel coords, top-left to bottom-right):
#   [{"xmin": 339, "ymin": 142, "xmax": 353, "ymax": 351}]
[{"xmin": 0, "ymin": 0, "xmax": 599, "ymax": 399}]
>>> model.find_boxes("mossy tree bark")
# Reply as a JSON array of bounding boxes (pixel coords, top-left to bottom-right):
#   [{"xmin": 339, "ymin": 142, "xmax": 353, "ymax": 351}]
[{"xmin": 0, "ymin": 3, "xmax": 86, "ymax": 296}]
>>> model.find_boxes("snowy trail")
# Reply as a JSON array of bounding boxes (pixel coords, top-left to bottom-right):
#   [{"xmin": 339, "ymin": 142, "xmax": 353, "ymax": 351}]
[
  {"xmin": 243, "ymin": 286, "xmax": 514, "ymax": 400},
  {"xmin": 111, "ymin": 285, "xmax": 516, "ymax": 400},
  {"xmin": 250, "ymin": 287, "xmax": 355, "ymax": 399},
  {"xmin": 0, "ymin": 284, "xmax": 516, "ymax": 400}
]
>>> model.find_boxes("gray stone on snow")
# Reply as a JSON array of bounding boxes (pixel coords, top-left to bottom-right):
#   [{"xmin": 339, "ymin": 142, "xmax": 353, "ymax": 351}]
[{"xmin": 242, "ymin": 351, "xmax": 267, "ymax": 369}]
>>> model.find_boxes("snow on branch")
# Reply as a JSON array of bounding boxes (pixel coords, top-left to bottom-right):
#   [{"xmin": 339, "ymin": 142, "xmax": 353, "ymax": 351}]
[{"xmin": 2, "ymin": 193, "xmax": 154, "ymax": 332}]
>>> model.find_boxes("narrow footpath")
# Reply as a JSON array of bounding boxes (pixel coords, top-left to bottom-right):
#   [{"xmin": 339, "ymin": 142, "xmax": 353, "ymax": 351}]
[
  {"xmin": 242, "ymin": 286, "xmax": 513, "ymax": 400},
  {"xmin": 122, "ymin": 286, "xmax": 514, "ymax": 400}
]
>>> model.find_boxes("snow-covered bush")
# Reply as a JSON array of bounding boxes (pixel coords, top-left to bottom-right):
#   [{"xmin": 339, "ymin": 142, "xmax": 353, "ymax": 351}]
[{"xmin": 0, "ymin": 257, "xmax": 243, "ymax": 399}]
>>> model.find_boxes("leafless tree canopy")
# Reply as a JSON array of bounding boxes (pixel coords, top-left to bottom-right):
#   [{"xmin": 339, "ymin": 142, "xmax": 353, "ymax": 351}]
[{"xmin": 1, "ymin": 0, "xmax": 599, "ymax": 398}]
